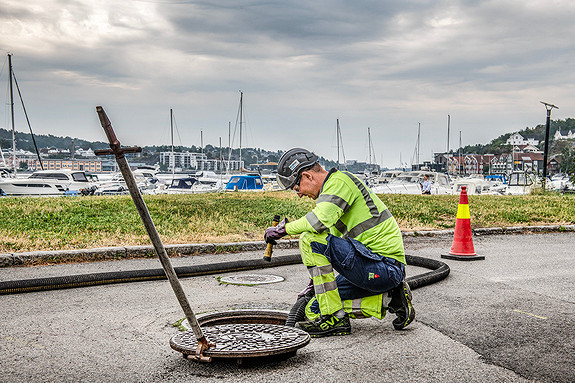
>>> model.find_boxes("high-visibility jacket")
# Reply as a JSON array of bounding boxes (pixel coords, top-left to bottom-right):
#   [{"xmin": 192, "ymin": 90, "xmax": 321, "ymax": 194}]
[{"xmin": 285, "ymin": 169, "xmax": 405, "ymax": 264}]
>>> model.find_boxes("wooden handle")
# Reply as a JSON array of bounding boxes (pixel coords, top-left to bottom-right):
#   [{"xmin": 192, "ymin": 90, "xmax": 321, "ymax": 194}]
[{"xmin": 263, "ymin": 215, "xmax": 281, "ymax": 262}]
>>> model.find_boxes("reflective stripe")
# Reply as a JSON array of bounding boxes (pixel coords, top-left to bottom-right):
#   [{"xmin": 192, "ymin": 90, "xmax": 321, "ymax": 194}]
[
  {"xmin": 457, "ymin": 203, "xmax": 470, "ymax": 219},
  {"xmin": 351, "ymin": 298, "xmax": 367, "ymax": 319},
  {"xmin": 333, "ymin": 220, "xmax": 347, "ymax": 235},
  {"xmin": 308, "ymin": 264, "xmax": 333, "ymax": 278},
  {"xmin": 347, "ymin": 209, "xmax": 392, "ymax": 238},
  {"xmin": 317, "ymin": 194, "xmax": 351, "ymax": 212},
  {"xmin": 339, "ymin": 171, "xmax": 393, "ymax": 238},
  {"xmin": 306, "ymin": 211, "xmax": 328, "ymax": 233},
  {"xmin": 342, "ymin": 172, "xmax": 379, "ymax": 216},
  {"xmin": 314, "ymin": 280, "xmax": 338, "ymax": 295}
]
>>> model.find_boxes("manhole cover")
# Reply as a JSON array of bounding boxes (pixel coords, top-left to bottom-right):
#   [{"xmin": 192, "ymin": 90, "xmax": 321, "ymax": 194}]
[
  {"xmin": 170, "ymin": 323, "xmax": 310, "ymax": 359},
  {"xmin": 219, "ymin": 274, "xmax": 284, "ymax": 285}
]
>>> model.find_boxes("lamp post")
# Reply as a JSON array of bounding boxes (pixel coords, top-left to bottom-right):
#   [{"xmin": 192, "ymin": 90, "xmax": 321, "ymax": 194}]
[{"xmin": 540, "ymin": 101, "xmax": 558, "ymax": 190}]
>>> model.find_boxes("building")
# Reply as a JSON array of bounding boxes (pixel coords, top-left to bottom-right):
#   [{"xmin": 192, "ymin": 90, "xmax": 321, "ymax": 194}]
[
  {"xmin": 505, "ymin": 133, "xmax": 539, "ymax": 146},
  {"xmin": 160, "ymin": 151, "xmax": 242, "ymax": 172},
  {"xmin": 42, "ymin": 159, "xmax": 102, "ymax": 173},
  {"xmin": 553, "ymin": 130, "xmax": 575, "ymax": 140},
  {"xmin": 249, "ymin": 162, "xmax": 278, "ymax": 172}
]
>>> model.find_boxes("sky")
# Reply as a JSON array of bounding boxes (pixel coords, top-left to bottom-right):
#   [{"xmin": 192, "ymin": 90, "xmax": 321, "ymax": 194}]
[{"xmin": 0, "ymin": 0, "xmax": 574, "ymax": 168}]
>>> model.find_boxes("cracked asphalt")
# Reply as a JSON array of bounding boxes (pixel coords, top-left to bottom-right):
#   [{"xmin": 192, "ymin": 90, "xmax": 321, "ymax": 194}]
[{"xmin": 1, "ymin": 232, "xmax": 573, "ymax": 383}]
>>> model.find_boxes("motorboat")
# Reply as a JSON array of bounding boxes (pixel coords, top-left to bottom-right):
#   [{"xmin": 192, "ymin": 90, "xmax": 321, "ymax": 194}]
[
  {"xmin": 378, "ymin": 170, "xmax": 403, "ymax": 184},
  {"xmin": 94, "ymin": 168, "xmax": 159, "ymax": 195},
  {"xmin": 549, "ymin": 174, "xmax": 574, "ymax": 192},
  {"xmin": 452, "ymin": 177, "xmax": 495, "ymax": 195},
  {"xmin": 0, "ymin": 169, "xmax": 95, "ymax": 196},
  {"xmin": 371, "ymin": 171, "xmax": 452, "ymax": 195},
  {"xmin": 505, "ymin": 171, "xmax": 537, "ymax": 195},
  {"xmin": 160, "ymin": 176, "xmax": 222, "ymax": 194}
]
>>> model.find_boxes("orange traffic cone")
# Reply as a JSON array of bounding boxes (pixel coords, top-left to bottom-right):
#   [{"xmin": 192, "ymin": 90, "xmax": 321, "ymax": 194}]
[{"xmin": 441, "ymin": 186, "xmax": 484, "ymax": 261}]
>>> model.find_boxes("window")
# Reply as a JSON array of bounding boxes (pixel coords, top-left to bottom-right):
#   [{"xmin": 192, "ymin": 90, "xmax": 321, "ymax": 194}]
[
  {"xmin": 30, "ymin": 173, "xmax": 69, "ymax": 180},
  {"xmin": 72, "ymin": 172, "xmax": 89, "ymax": 182}
]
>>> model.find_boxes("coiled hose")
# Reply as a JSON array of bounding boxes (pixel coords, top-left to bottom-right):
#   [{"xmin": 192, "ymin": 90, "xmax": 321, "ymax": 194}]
[
  {"xmin": 0, "ymin": 253, "xmax": 449, "ymax": 298},
  {"xmin": 285, "ymin": 254, "xmax": 450, "ymax": 326}
]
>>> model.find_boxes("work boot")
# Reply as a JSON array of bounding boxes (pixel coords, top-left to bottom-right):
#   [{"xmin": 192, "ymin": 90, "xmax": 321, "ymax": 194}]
[
  {"xmin": 387, "ymin": 280, "xmax": 415, "ymax": 330},
  {"xmin": 295, "ymin": 313, "xmax": 351, "ymax": 338}
]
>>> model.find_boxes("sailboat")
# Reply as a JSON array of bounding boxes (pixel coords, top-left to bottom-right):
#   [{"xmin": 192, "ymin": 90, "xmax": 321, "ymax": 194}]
[
  {"xmin": 0, "ymin": 54, "xmax": 99, "ymax": 196},
  {"xmin": 1, "ymin": 53, "xmax": 44, "ymax": 175}
]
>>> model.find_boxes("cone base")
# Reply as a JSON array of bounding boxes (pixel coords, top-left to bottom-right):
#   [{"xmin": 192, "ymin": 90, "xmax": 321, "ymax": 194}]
[{"xmin": 441, "ymin": 253, "xmax": 485, "ymax": 261}]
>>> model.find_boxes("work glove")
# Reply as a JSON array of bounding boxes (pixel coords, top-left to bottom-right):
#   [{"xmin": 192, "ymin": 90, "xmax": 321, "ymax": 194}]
[{"xmin": 264, "ymin": 218, "xmax": 288, "ymax": 245}]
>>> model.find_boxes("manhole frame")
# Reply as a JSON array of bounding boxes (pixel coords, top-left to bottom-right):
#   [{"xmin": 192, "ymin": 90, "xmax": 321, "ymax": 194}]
[
  {"xmin": 170, "ymin": 323, "xmax": 310, "ymax": 359},
  {"xmin": 218, "ymin": 274, "xmax": 285, "ymax": 285}
]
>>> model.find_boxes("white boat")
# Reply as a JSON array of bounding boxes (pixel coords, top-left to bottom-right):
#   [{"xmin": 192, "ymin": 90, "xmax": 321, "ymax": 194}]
[
  {"xmin": 371, "ymin": 171, "xmax": 452, "ymax": 195},
  {"xmin": 549, "ymin": 174, "xmax": 574, "ymax": 192},
  {"xmin": 505, "ymin": 171, "xmax": 537, "ymax": 195},
  {"xmin": 377, "ymin": 170, "xmax": 403, "ymax": 184},
  {"xmin": 0, "ymin": 169, "xmax": 95, "ymax": 196},
  {"xmin": 158, "ymin": 176, "xmax": 223, "ymax": 194},
  {"xmin": 94, "ymin": 168, "xmax": 160, "ymax": 195},
  {"xmin": 452, "ymin": 177, "xmax": 495, "ymax": 195}
]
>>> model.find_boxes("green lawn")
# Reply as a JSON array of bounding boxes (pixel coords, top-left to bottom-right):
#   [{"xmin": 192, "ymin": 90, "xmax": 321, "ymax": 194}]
[{"xmin": 0, "ymin": 191, "xmax": 573, "ymax": 252}]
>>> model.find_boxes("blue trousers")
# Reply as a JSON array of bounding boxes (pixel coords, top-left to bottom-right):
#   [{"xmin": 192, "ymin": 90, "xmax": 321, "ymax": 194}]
[{"xmin": 308, "ymin": 233, "xmax": 404, "ymax": 315}]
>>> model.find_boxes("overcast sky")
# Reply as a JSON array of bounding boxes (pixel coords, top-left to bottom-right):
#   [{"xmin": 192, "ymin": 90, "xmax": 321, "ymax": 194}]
[{"xmin": 0, "ymin": 0, "xmax": 573, "ymax": 168}]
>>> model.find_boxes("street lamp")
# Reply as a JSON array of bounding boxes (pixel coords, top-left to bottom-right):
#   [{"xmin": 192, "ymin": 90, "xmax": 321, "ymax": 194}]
[{"xmin": 540, "ymin": 101, "xmax": 558, "ymax": 190}]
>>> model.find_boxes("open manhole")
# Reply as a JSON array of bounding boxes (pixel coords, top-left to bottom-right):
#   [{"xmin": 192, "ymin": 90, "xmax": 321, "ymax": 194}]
[{"xmin": 218, "ymin": 274, "xmax": 284, "ymax": 285}]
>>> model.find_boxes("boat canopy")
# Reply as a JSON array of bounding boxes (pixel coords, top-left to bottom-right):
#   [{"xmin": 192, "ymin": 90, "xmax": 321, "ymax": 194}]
[
  {"xmin": 169, "ymin": 177, "xmax": 198, "ymax": 189},
  {"xmin": 225, "ymin": 174, "xmax": 263, "ymax": 190}
]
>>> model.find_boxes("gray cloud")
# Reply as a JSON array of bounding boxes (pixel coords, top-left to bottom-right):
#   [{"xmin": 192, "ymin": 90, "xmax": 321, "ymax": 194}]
[{"xmin": 0, "ymin": 0, "xmax": 574, "ymax": 166}]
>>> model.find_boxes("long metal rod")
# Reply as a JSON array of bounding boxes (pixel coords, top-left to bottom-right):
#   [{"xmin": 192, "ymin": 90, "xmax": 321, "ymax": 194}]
[{"xmin": 94, "ymin": 106, "xmax": 212, "ymax": 361}]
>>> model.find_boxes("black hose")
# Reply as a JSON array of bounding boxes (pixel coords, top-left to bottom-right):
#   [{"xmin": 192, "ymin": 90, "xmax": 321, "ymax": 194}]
[
  {"xmin": 285, "ymin": 254, "xmax": 450, "ymax": 326},
  {"xmin": 0, "ymin": 253, "xmax": 302, "ymax": 295},
  {"xmin": 405, "ymin": 254, "xmax": 450, "ymax": 290},
  {"xmin": 0, "ymin": 253, "xmax": 449, "ymax": 297}
]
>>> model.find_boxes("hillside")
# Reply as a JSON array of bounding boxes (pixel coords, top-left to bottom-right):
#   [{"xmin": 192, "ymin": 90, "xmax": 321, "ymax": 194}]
[{"xmin": 460, "ymin": 118, "xmax": 575, "ymax": 155}]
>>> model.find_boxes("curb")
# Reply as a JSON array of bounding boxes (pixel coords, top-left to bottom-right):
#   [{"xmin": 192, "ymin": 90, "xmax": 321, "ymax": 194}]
[
  {"xmin": 0, "ymin": 240, "xmax": 300, "ymax": 268},
  {"xmin": 1, "ymin": 225, "xmax": 574, "ymax": 267}
]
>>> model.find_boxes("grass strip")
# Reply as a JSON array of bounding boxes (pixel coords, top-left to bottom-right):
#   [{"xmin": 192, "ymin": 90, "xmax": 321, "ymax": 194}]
[{"xmin": 0, "ymin": 191, "xmax": 573, "ymax": 253}]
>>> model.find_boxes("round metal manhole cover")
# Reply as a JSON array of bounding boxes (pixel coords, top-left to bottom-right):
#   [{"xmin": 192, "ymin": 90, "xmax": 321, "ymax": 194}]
[
  {"xmin": 219, "ymin": 274, "xmax": 284, "ymax": 285},
  {"xmin": 170, "ymin": 323, "xmax": 310, "ymax": 358}
]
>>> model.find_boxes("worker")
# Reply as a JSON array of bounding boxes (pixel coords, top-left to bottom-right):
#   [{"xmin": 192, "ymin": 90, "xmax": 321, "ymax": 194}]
[
  {"xmin": 265, "ymin": 148, "xmax": 414, "ymax": 337},
  {"xmin": 421, "ymin": 174, "xmax": 432, "ymax": 194}
]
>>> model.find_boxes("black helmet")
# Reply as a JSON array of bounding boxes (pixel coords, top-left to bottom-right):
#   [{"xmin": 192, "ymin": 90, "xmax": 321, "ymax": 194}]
[{"xmin": 277, "ymin": 148, "xmax": 319, "ymax": 189}]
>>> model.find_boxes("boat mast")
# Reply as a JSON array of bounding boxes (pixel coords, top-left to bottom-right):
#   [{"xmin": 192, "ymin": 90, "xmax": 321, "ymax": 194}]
[
  {"xmin": 368, "ymin": 127, "xmax": 372, "ymax": 173},
  {"xmin": 447, "ymin": 115, "xmax": 450, "ymax": 175},
  {"xmin": 8, "ymin": 53, "xmax": 16, "ymax": 176},
  {"xmin": 416, "ymin": 123, "xmax": 421, "ymax": 170},
  {"xmin": 170, "ymin": 108, "xmax": 174, "ymax": 179},
  {"xmin": 239, "ymin": 91, "xmax": 243, "ymax": 172},
  {"xmin": 336, "ymin": 119, "xmax": 340, "ymax": 170}
]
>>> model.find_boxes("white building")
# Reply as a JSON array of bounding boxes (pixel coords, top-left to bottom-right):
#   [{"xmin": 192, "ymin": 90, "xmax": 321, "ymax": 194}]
[
  {"xmin": 160, "ymin": 151, "xmax": 243, "ymax": 172},
  {"xmin": 553, "ymin": 130, "xmax": 575, "ymax": 140},
  {"xmin": 505, "ymin": 133, "xmax": 539, "ymax": 146},
  {"xmin": 75, "ymin": 148, "xmax": 96, "ymax": 157}
]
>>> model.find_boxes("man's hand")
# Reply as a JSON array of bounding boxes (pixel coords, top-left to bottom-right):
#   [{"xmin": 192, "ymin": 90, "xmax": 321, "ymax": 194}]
[{"xmin": 264, "ymin": 218, "xmax": 288, "ymax": 245}]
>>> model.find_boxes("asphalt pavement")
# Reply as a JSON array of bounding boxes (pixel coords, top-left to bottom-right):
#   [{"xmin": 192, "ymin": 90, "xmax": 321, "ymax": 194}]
[{"xmin": 1, "ymin": 232, "xmax": 574, "ymax": 383}]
